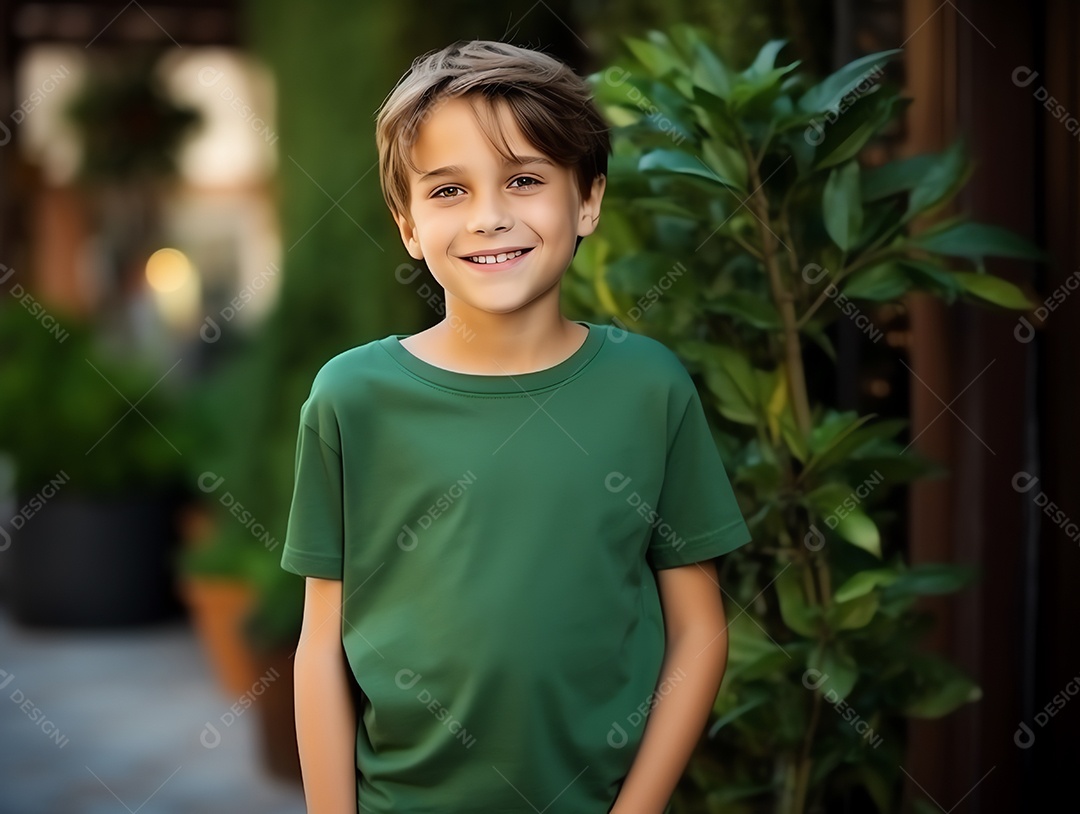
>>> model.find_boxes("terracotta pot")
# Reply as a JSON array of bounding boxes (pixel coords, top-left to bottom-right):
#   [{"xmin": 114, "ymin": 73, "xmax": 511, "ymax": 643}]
[{"xmin": 180, "ymin": 577, "xmax": 261, "ymax": 697}]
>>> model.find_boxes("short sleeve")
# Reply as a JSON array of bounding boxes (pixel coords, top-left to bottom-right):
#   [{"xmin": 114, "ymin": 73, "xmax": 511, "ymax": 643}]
[
  {"xmin": 280, "ymin": 391, "xmax": 344, "ymax": 580},
  {"xmin": 646, "ymin": 379, "xmax": 752, "ymax": 570}
]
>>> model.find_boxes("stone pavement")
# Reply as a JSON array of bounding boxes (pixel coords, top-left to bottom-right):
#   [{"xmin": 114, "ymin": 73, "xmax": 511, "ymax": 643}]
[{"xmin": 0, "ymin": 607, "xmax": 306, "ymax": 814}]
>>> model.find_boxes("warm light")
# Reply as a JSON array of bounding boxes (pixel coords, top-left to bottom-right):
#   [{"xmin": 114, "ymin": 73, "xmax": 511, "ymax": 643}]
[
  {"xmin": 868, "ymin": 379, "xmax": 891, "ymax": 398},
  {"xmin": 145, "ymin": 248, "xmax": 194, "ymax": 292}
]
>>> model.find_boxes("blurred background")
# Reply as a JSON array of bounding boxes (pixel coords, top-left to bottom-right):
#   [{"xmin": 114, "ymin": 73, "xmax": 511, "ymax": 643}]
[{"xmin": 0, "ymin": 1, "xmax": 1075, "ymax": 812}]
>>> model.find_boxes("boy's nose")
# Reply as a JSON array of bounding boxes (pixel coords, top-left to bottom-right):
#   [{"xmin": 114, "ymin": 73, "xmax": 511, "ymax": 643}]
[{"xmin": 465, "ymin": 189, "xmax": 514, "ymax": 234}]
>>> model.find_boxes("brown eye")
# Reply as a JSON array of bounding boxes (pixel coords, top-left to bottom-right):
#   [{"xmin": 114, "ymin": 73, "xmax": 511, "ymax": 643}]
[{"xmin": 432, "ymin": 186, "xmax": 463, "ymax": 199}]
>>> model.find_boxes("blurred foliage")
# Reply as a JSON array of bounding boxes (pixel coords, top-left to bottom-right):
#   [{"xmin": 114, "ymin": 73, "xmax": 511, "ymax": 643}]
[
  {"xmin": 576, "ymin": 0, "xmax": 834, "ymax": 77},
  {"xmin": 563, "ymin": 24, "xmax": 1047, "ymax": 814},
  {"xmin": 178, "ymin": 0, "xmax": 430, "ymax": 649},
  {"xmin": 0, "ymin": 303, "xmax": 186, "ymax": 496},
  {"xmin": 64, "ymin": 49, "xmax": 202, "ymax": 183}
]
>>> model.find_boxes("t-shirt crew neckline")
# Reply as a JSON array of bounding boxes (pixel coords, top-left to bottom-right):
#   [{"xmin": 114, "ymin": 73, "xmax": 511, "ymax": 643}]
[{"xmin": 380, "ymin": 320, "xmax": 605, "ymax": 395}]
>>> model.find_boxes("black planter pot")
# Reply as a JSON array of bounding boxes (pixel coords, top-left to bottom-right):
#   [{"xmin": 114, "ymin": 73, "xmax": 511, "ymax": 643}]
[{"xmin": 5, "ymin": 494, "xmax": 184, "ymax": 627}]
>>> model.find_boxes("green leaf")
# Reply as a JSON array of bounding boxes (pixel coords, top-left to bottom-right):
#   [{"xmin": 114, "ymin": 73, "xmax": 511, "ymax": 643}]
[
  {"xmin": 822, "ymin": 162, "xmax": 864, "ymax": 250},
  {"xmin": 828, "ymin": 592, "xmax": 880, "ymax": 629},
  {"xmin": 809, "ymin": 642, "xmax": 858, "ymax": 701},
  {"xmin": 639, "ymin": 149, "xmax": 743, "ymax": 191},
  {"xmin": 679, "ymin": 341, "xmax": 760, "ymax": 426},
  {"xmin": 814, "ymin": 418, "xmax": 908, "ymax": 473},
  {"xmin": 860, "ymin": 153, "xmax": 940, "ymax": 201},
  {"xmin": 780, "ymin": 409, "xmax": 809, "ymax": 464},
  {"xmin": 690, "ymin": 84, "xmax": 741, "ymax": 144},
  {"xmin": 745, "ymin": 39, "xmax": 790, "ymax": 79},
  {"xmin": 731, "ymin": 64, "xmax": 801, "ymax": 114},
  {"xmin": 701, "ymin": 138, "xmax": 748, "ymax": 191},
  {"xmin": 834, "ymin": 568, "xmax": 898, "ymax": 603},
  {"xmin": 911, "ymin": 221, "xmax": 1048, "ymax": 262},
  {"xmin": 797, "ymin": 49, "xmax": 902, "ymax": 113},
  {"xmin": 690, "ymin": 39, "xmax": 735, "ymax": 99},
  {"xmin": 904, "ymin": 656, "xmax": 982, "ymax": 718},
  {"xmin": 833, "ymin": 508, "xmax": 882, "ymax": 558},
  {"xmin": 952, "ymin": 271, "xmax": 1035, "ymax": 309},
  {"xmin": 774, "ymin": 565, "xmax": 819, "ymax": 637},
  {"xmin": 842, "ymin": 262, "xmax": 911, "ymax": 301},
  {"xmin": 703, "ymin": 291, "xmax": 781, "ymax": 329},
  {"xmin": 880, "ymin": 563, "xmax": 978, "ymax": 601},
  {"xmin": 900, "ymin": 259, "xmax": 965, "ymax": 302},
  {"xmin": 804, "ymin": 322, "xmax": 837, "ymax": 362},
  {"xmin": 858, "ymin": 764, "xmax": 895, "ymax": 813},
  {"xmin": 854, "ymin": 199, "xmax": 903, "ymax": 249},
  {"xmin": 710, "ymin": 694, "xmax": 771, "ymax": 732},
  {"xmin": 630, "ymin": 197, "xmax": 702, "ymax": 221},
  {"xmin": 906, "ymin": 138, "xmax": 972, "ymax": 219},
  {"xmin": 624, "ymin": 34, "xmax": 684, "ymax": 78},
  {"xmin": 803, "ymin": 412, "xmax": 876, "ymax": 477},
  {"xmin": 705, "ymin": 346, "xmax": 759, "ymax": 415},
  {"xmin": 723, "ymin": 612, "xmax": 796, "ymax": 683},
  {"xmin": 814, "ymin": 91, "xmax": 908, "ymax": 171}
]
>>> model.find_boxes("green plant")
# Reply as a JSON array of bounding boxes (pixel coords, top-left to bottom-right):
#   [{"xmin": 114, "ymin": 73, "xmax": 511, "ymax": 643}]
[
  {"xmin": 0, "ymin": 303, "xmax": 186, "ymax": 497},
  {"xmin": 568, "ymin": 25, "xmax": 1046, "ymax": 814},
  {"xmin": 64, "ymin": 50, "xmax": 202, "ymax": 183}
]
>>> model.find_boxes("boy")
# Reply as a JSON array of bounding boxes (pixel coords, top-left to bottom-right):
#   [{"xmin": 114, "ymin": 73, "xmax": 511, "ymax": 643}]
[{"xmin": 281, "ymin": 39, "xmax": 752, "ymax": 814}]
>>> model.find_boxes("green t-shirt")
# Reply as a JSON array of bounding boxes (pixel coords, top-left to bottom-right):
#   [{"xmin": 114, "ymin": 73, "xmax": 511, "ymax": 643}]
[{"xmin": 281, "ymin": 320, "xmax": 752, "ymax": 814}]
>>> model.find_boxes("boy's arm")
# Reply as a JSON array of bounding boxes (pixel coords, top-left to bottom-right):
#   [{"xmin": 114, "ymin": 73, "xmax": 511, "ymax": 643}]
[
  {"xmin": 294, "ymin": 576, "xmax": 358, "ymax": 814},
  {"xmin": 610, "ymin": 559, "xmax": 730, "ymax": 814}
]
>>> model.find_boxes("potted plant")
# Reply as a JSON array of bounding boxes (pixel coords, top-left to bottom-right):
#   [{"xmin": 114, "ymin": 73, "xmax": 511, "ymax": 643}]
[
  {"xmin": 172, "ymin": 347, "xmax": 303, "ymax": 783},
  {"xmin": 0, "ymin": 303, "xmax": 189, "ymax": 626},
  {"xmin": 567, "ymin": 26, "xmax": 1046, "ymax": 813}
]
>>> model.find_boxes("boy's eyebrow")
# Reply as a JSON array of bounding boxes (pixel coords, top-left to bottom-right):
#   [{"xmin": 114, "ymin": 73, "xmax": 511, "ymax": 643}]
[{"xmin": 416, "ymin": 155, "xmax": 554, "ymax": 184}]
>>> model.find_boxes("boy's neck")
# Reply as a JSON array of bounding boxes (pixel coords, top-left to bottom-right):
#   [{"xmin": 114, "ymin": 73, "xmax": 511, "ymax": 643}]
[{"xmin": 399, "ymin": 309, "xmax": 588, "ymax": 376}]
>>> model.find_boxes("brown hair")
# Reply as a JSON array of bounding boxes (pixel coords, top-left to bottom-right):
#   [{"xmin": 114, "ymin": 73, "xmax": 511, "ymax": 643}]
[{"xmin": 375, "ymin": 39, "xmax": 610, "ymax": 231}]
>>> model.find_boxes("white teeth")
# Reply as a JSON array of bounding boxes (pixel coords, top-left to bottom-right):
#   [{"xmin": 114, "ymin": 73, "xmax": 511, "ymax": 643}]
[{"xmin": 468, "ymin": 249, "xmax": 525, "ymax": 264}]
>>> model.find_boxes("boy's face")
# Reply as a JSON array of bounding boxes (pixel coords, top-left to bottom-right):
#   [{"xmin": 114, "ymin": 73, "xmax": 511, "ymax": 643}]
[{"xmin": 393, "ymin": 95, "xmax": 605, "ymax": 318}]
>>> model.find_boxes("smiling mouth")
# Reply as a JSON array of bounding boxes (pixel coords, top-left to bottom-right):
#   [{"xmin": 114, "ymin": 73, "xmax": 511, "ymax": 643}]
[{"xmin": 460, "ymin": 247, "xmax": 534, "ymax": 269}]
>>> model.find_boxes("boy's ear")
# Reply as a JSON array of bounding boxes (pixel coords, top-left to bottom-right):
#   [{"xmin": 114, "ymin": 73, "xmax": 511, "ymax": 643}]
[
  {"xmin": 393, "ymin": 210, "xmax": 424, "ymax": 260},
  {"xmin": 577, "ymin": 174, "xmax": 607, "ymax": 238}
]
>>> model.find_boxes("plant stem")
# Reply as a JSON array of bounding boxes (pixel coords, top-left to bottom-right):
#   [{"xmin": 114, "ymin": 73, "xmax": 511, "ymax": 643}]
[
  {"xmin": 742, "ymin": 141, "xmax": 812, "ymax": 439},
  {"xmin": 794, "ymin": 677, "xmax": 824, "ymax": 812},
  {"xmin": 732, "ymin": 232, "xmax": 764, "ymax": 260}
]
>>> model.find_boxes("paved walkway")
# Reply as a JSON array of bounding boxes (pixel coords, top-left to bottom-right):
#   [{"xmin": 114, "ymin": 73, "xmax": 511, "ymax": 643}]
[{"xmin": 0, "ymin": 608, "xmax": 306, "ymax": 814}]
